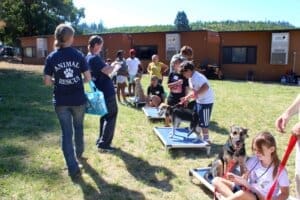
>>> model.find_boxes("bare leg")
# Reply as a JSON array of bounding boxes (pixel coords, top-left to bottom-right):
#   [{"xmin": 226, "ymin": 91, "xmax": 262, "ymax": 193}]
[
  {"xmin": 121, "ymin": 85, "xmax": 127, "ymax": 102},
  {"xmin": 202, "ymin": 128, "xmax": 210, "ymax": 142},
  {"xmin": 116, "ymin": 86, "xmax": 121, "ymax": 102},
  {"xmin": 212, "ymin": 177, "xmax": 235, "ymax": 197},
  {"xmin": 132, "ymin": 82, "xmax": 136, "ymax": 96}
]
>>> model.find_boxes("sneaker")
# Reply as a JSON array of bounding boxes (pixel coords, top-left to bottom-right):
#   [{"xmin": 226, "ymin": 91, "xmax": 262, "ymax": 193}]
[{"xmin": 98, "ymin": 146, "xmax": 117, "ymax": 153}]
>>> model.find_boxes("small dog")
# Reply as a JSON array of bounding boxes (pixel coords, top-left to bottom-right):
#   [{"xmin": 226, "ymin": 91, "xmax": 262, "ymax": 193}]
[
  {"xmin": 204, "ymin": 125, "xmax": 248, "ymax": 181},
  {"xmin": 159, "ymin": 101, "xmax": 201, "ymax": 139}
]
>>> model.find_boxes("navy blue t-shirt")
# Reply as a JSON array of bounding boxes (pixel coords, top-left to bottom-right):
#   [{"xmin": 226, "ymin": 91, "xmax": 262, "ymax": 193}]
[
  {"xmin": 85, "ymin": 54, "xmax": 115, "ymax": 98},
  {"xmin": 44, "ymin": 47, "xmax": 88, "ymax": 106}
]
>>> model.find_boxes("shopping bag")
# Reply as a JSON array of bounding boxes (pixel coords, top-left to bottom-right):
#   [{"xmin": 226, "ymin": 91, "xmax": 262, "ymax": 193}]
[{"xmin": 85, "ymin": 81, "xmax": 108, "ymax": 116}]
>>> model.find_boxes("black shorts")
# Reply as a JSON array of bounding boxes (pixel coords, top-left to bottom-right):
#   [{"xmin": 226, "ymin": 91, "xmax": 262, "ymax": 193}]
[{"xmin": 194, "ymin": 103, "xmax": 213, "ymax": 128}]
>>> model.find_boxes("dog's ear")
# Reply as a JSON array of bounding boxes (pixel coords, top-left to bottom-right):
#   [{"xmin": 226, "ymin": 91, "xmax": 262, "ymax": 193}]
[
  {"xmin": 242, "ymin": 128, "xmax": 249, "ymax": 137},
  {"xmin": 230, "ymin": 125, "xmax": 236, "ymax": 133}
]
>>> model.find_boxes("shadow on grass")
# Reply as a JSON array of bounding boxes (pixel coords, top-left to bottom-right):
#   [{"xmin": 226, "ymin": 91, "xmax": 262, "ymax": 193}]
[
  {"xmin": 169, "ymin": 142, "xmax": 224, "ymax": 160},
  {"xmin": 0, "ymin": 69, "xmax": 59, "ymax": 139},
  {"xmin": 74, "ymin": 159, "xmax": 145, "ymax": 200},
  {"xmin": 210, "ymin": 121, "xmax": 229, "ymax": 135},
  {"xmin": 113, "ymin": 149, "xmax": 175, "ymax": 192}
]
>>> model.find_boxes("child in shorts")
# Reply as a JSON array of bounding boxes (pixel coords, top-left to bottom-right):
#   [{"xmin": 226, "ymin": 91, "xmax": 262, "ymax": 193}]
[{"xmin": 180, "ymin": 61, "xmax": 214, "ymax": 143}]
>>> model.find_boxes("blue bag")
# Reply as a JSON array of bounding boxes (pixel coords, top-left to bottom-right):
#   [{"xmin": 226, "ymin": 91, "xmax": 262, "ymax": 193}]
[{"xmin": 85, "ymin": 81, "xmax": 108, "ymax": 116}]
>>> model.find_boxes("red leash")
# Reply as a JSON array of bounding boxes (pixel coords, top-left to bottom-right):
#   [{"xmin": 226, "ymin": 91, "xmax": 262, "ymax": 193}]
[
  {"xmin": 214, "ymin": 160, "xmax": 237, "ymax": 199},
  {"xmin": 266, "ymin": 134, "xmax": 298, "ymax": 200}
]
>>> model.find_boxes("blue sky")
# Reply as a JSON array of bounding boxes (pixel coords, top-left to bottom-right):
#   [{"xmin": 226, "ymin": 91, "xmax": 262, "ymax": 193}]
[{"xmin": 73, "ymin": 0, "xmax": 300, "ymax": 28}]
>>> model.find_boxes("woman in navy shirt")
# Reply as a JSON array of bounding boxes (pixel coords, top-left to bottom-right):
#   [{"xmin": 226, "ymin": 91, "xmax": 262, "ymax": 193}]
[
  {"xmin": 86, "ymin": 35, "xmax": 118, "ymax": 153},
  {"xmin": 44, "ymin": 24, "xmax": 91, "ymax": 178}
]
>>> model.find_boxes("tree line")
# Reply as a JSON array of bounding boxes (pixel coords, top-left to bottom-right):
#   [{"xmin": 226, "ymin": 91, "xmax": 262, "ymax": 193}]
[{"xmin": 0, "ymin": 2, "xmax": 296, "ymax": 45}]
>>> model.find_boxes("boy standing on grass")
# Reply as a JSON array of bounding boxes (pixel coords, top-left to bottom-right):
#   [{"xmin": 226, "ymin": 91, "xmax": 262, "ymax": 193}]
[
  {"xmin": 180, "ymin": 61, "xmax": 214, "ymax": 143},
  {"xmin": 275, "ymin": 94, "xmax": 300, "ymax": 199},
  {"xmin": 126, "ymin": 49, "xmax": 142, "ymax": 96}
]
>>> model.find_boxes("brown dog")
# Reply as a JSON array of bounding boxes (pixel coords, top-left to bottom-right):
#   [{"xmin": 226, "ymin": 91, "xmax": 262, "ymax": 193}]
[
  {"xmin": 204, "ymin": 125, "xmax": 248, "ymax": 181},
  {"xmin": 134, "ymin": 77, "xmax": 147, "ymax": 103}
]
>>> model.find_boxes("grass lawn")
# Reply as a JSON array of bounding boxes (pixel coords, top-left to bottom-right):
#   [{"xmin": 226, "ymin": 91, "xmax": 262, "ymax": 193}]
[{"xmin": 0, "ymin": 61, "xmax": 299, "ymax": 200}]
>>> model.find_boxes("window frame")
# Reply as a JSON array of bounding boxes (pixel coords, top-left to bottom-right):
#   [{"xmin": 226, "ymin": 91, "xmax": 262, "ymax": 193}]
[
  {"xmin": 23, "ymin": 46, "xmax": 36, "ymax": 58},
  {"xmin": 133, "ymin": 45, "xmax": 158, "ymax": 60},
  {"xmin": 222, "ymin": 46, "xmax": 257, "ymax": 64}
]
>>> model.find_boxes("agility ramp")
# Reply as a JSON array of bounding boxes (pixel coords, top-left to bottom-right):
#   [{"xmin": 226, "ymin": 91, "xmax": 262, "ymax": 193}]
[
  {"xmin": 153, "ymin": 127, "xmax": 211, "ymax": 155},
  {"xmin": 142, "ymin": 107, "xmax": 165, "ymax": 119}
]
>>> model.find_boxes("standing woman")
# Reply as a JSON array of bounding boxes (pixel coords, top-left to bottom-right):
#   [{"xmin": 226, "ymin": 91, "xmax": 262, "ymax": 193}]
[
  {"xmin": 147, "ymin": 54, "xmax": 168, "ymax": 84},
  {"xmin": 43, "ymin": 24, "xmax": 91, "ymax": 178},
  {"xmin": 86, "ymin": 35, "xmax": 118, "ymax": 153}
]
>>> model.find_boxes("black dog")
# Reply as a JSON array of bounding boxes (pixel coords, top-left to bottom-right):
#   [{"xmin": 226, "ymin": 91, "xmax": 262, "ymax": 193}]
[
  {"xmin": 204, "ymin": 125, "xmax": 248, "ymax": 181},
  {"xmin": 158, "ymin": 101, "xmax": 200, "ymax": 139}
]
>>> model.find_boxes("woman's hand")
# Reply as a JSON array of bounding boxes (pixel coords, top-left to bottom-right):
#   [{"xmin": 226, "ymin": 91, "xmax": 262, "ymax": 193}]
[{"xmin": 292, "ymin": 121, "xmax": 300, "ymax": 137}]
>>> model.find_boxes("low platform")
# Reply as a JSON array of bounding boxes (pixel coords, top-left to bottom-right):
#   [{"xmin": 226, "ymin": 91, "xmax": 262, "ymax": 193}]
[
  {"xmin": 142, "ymin": 106, "xmax": 165, "ymax": 119},
  {"xmin": 127, "ymin": 97, "xmax": 146, "ymax": 108},
  {"xmin": 153, "ymin": 127, "xmax": 211, "ymax": 155}
]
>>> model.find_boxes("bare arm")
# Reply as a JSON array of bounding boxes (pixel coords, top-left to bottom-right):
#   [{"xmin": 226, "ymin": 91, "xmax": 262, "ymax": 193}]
[
  {"xmin": 274, "ymin": 186, "xmax": 289, "ymax": 200},
  {"xmin": 182, "ymin": 83, "xmax": 209, "ymax": 102},
  {"xmin": 83, "ymin": 70, "xmax": 91, "ymax": 83},
  {"xmin": 162, "ymin": 63, "xmax": 169, "ymax": 73},
  {"xmin": 276, "ymin": 94, "xmax": 300, "ymax": 133},
  {"xmin": 282, "ymin": 94, "xmax": 300, "ymax": 118},
  {"xmin": 101, "ymin": 64, "xmax": 115, "ymax": 76},
  {"xmin": 44, "ymin": 75, "xmax": 53, "ymax": 86}
]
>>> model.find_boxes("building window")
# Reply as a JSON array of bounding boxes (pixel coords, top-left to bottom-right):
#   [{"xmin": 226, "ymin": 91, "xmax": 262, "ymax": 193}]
[
  {"xmin": 134, "ymin": 45, "xmax": 158, "ymax": 60},
  {"xmin": 222, "ymin": 46, "xmax": 257, "ymax": 64},
  {"xmin": 23, "ymin": 47, "xmax": 36, "ymax": 58}
]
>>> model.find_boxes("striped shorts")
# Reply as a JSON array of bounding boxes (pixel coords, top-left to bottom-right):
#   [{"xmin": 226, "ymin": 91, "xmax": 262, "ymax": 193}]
[{"xmin": 195, "ymin": 103, "xmax": 213, "ymax": 128}]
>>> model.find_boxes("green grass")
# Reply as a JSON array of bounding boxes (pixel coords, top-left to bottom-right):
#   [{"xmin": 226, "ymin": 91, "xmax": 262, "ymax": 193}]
[{"xmin": 0, "ymin": 63, "xmax": 299, "ymax": 200}]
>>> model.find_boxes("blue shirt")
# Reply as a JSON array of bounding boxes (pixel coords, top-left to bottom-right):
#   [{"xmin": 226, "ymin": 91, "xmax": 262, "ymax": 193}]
[
  {"xmin": 85, "ymin": 54, "xmax": 115, "ymax": 98},
  {"xmin": 44, "ymin": 47, "xmax": 88, "ymax": 106}
]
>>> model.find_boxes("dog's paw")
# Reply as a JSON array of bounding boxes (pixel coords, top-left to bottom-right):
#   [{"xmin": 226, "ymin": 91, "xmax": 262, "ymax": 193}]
[{"xmin": 168, "ymin": 132, "xmax": 174, "ymax": 138}]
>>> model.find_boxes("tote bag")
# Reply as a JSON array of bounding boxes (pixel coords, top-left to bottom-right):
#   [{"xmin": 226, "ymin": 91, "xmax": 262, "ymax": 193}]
[{"xmin": 85, "ymin": 81, "xmax": 108, "ymax": 116}]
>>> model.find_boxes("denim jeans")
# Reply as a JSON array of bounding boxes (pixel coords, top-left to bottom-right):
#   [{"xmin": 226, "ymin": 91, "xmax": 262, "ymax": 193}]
[
  {"xmin": 55, "ymin": 104, "xmax": 85, "ymax": 176},
  {"xmin": 97, "ymin": 95, "xmax": 118, "ymax": 148}
]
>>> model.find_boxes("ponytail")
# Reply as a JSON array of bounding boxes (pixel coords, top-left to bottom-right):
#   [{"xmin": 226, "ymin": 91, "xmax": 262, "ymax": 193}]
[{"xmin": 53, "ymin": 24, "xmax": 74, "ymax": 49}]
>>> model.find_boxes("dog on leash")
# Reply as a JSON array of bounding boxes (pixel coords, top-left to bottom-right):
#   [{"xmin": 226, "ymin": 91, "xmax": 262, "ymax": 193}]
[
  {"xmin": 158, "ymin": 101, "xmax": 201, "ymax": 139},
  {"xmin": 204, "ymin": 125, "xmax": 248, "ymax": 181}
]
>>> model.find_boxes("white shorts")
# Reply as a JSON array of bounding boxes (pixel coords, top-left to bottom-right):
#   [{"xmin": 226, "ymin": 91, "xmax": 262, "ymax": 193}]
[
  {"xmin": 116, "ymin": 75, "xmax": 127, "ymax": 84},
  {"xmin": 128, "ymin": 74, "xmax": 136, "ymax": 84}
]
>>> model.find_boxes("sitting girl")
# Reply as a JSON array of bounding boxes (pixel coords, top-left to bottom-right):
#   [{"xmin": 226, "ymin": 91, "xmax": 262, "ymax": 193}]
[
  {"xmin": 147, "ymin": 75, "xmax": 165, "ymax": 107},
  {"xmin": 212, "ymin": 131, "xmax": 289, "ymax": 200}
]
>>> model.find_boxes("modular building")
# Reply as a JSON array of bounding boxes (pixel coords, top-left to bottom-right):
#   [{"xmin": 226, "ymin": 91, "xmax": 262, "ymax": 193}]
[{"xmin": 20, "ymin": 29, "xmax": 300, "ymax": 81}]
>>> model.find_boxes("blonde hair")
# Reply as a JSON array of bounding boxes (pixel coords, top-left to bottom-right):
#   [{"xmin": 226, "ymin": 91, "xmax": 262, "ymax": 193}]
[
  {"xmin": 180, "ymin": 45, "xmax": 193, "ymax": 59},
  {"xmin": 54, "ymin": 24, "xmax": 74, "ymax": 49}
]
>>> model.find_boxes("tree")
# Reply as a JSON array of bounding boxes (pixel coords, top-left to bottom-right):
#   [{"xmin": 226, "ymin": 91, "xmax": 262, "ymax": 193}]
[
  {"xmin": 0, "ymin": 0, "xmax": 85, "ymax": 45},
  {"xmin": 174, "ymin": 11, "xmax": 190, "ymax": 31}
]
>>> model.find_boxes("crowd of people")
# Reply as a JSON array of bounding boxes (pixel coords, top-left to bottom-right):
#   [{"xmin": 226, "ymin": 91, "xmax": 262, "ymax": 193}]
[{"xmin": 43, "ymin": 24, "xmax": 300, "ymax": 199}]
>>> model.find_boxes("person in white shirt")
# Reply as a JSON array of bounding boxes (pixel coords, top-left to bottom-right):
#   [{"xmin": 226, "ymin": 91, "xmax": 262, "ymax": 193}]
[
  {"xmin": 275, "ymin": 94, "xmax": 300, "ymax": 199},
  {"xmin": 126, "ymin": 49, "xmax": 142, "ymax": 96},
  {"xmin": 212, "ymin": 131, "xmax": 290, "ymax": 200},
  {"xmin": 180, "ymin": 61, "xmax": 214, "ymax": 143}
]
